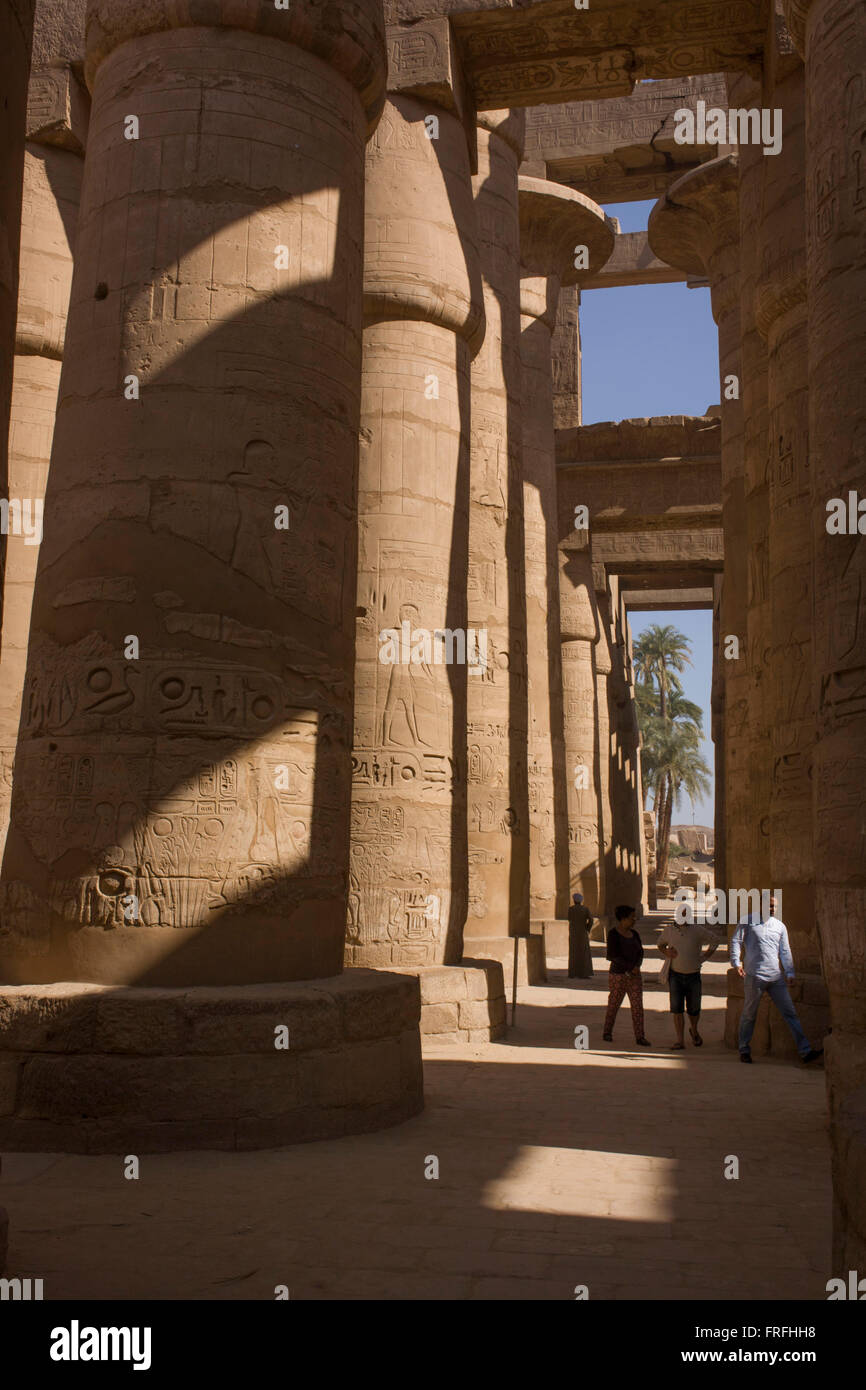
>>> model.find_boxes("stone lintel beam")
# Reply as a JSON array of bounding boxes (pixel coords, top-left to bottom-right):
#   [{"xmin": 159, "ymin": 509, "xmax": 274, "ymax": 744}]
[
  {"xmin": 581, "ymin": 231, "xmax": 688, "ymax": 290},
  {"xmin": 443, "ymin": 0, "xmax": 767, "ymax": 110},
  {"xmin": 590, "ymin": 529, "xmax": 725, "ymax": 568},
  {"xmin": 522, "ymin": 74, "xmax": 732, "ymax": 203},
  {"xmin": 26, "ymin": 60, "xmax": 90, "ymax": 153},
  {"xmin": 86, "ymin": 0, "xmax": 388, "ymax": 128},
  {"xmin": 524, "ymin": 75, "xmax": 729, "ymax": 165},
  {"xmin": 556, "ymin": 414, "xmax": 721, "ymax": 464},
  {"xmin": 623, "ymin": 588, "xmax": 714, "ymax": 609},
  {"xmin": 647, "ymin": 154, "xmax": 740, "ymax": 321}
]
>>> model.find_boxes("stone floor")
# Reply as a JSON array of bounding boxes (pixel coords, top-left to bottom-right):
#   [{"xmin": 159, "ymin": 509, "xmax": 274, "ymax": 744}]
[{"xmin": 1, "ymin": 913, "xmax": 831, "ymax": 1300}]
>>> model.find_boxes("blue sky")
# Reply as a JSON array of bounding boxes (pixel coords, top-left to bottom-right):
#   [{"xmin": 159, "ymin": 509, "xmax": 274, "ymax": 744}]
[{"xmin": 582, "ymin": 200, "xmax": 718, "ymax": 826}]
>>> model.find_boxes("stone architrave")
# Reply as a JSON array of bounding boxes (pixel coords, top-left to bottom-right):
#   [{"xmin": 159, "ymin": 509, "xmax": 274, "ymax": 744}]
[
  {"xmin": 463, "ymin": 110, "xmax": 532, "ymax": 964},
  {"xmin": 755, "ymin": 58, "xmax": 817, "ymax": 973},
  {"xmin": 0, "ymin": 0, "xmax": 388, "ymax": 987},
  {"xmin": 348, "ymin": 91, "xmax": 484, "ymax": 968},
  {"xmin": 518, "ymin": 176, "xmax": 614, "ymax": 923},
  {"xmin": 782, "ymin": 0, "xmax": 866, "ymax": 1270},
  {"xmin": 730, "ymin": 72, "xmax": 772, "ymax": 895},
  {"xmin": 0, "ymin": 49, "xmax": 88, "ymax": 853},
  {"xmin": 648, "ymin": 157, "xmax": 747, "ymax": 902}
]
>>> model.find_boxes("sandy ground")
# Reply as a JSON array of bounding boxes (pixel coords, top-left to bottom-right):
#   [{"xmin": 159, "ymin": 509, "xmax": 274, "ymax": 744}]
[{"xmin": 1, "ymin": 912, "xmax": 831, "ymax": 1300}]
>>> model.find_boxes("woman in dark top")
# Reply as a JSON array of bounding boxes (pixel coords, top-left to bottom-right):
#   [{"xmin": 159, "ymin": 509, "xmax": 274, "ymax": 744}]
[{"xmin": 602, "ymin": 904, "xmax": 651, "ymax": 1046}]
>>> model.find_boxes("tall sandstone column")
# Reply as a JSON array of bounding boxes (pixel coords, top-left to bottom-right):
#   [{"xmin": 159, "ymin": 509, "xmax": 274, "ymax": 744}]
[
  {"xmin": 783, "ymin": 0, "xmax": 866, "ymax": 1269},
  {"xmin": 558, "ymin": 530, "xmax": 602, "ymax": 913},
  {"xmin": 518, "ymin": 176, "xmax": 613, "ymax": 924},
  {"xmin": 729, "ymin": 73, "xmax": 772, "ymax": 894},
  {"xmin": 0, "ymin": 0, "xmax": 36, "ymax": 607},
  {"xmin": 755, "ymin": 52, "xmax": 819, "ymax": 978},
  {"xmin": 347, "ymin": 88, "xmax": 483, "ymax": 967},
  {"xmin": 0, "ymin": 46, "xmax": 88, "ymax": 848},
  {"xmin": 463, "ymin": 109, "xmax": 532, "ymax": 969},
  {"xmin": 649, "ymin": 157, "xmax": 747, "ymax": 899},
  {"xmin": 0, "ymin": 0, "xmax": 387, "ymax": 986}
]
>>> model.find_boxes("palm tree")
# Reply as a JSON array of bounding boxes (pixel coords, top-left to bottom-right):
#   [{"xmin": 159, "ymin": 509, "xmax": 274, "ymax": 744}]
[
  {"xmin": 633, "ymin": 625, "xmax": 692, "ymax": 722},
  {"xmin": 653, "ymin": 723, "xmax": 712, "ymax": 882}
]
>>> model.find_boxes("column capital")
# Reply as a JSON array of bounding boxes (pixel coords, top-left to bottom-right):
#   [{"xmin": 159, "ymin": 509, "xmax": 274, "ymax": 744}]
[
  {"xmin": 518, "ymin": 176, "xmax": 614, "ymax": 286},
  {"xmin": 85, "ymin": 0, "xmax": 387, "ymax": 125},
  {"xmin": 647, "ymin": 155, "xmax": 740, "ymax": 323}
]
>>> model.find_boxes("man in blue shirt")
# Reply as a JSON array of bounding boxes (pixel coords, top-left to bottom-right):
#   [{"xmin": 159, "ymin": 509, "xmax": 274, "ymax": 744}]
[{"xmin": 730, "ymin": 895, "xmax": 824, "ymax": 1064}]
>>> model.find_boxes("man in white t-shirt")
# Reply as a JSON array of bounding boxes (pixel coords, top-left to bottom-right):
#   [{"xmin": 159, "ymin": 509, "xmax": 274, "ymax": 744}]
[{"xmin": 658, "ymin": 918, "xmax": 725, "ymax": 1048}]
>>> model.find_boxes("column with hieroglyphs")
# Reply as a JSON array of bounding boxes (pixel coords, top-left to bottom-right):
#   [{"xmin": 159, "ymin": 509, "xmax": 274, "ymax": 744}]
[
  {"xmin": 518, "ymin": 176, "xmax": 613, "ymax": 925},
  {"xmin": 756, "ymin": 41, "xmax": 820, "ymax": 985},
  {"xmin": 462, "ymin": 109, "xmax": 537, "ymax": 979},
  {"xmin": 648, "ymin": 157, "xmax": 747, "ymax": 900},
  {"xmin": 0, "ymin": 50, "xmax": 88, "ymax": 850},
  {"xmin": 0, "ymin": 0, "xmax": 388, "ymax": 986},
  {"xmin": 558, "ymin": 531, "xmax": 602, "ymax": 915},
  {"xmin": 348, "ymin": 25, "xmax": 484, "ymax": 967},
  {"xmin": 730, "ymin": 72, "xmax": 772, "ymax": 894},
  {"xmin": 782, "ymin": 0, "xmax": 866, "ymax": 1270},
  {"xmin": 1, "ymin": 0, "xmax": 35, "ymax": 585}
]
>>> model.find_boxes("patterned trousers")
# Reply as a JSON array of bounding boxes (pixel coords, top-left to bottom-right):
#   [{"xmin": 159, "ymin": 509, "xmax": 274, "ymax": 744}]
[{"xmin": 603, "ymin": 969, "xmax": 645, "ymax": 1040}]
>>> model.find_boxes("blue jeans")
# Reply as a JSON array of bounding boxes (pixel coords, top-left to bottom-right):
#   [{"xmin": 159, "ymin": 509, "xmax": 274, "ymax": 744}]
[{"xmin": 739, "ymin": 974, "xmax": 810, "ymax": 1056}]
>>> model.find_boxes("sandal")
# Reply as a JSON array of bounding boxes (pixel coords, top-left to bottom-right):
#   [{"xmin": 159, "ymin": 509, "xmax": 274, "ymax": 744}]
[
  {"xmin": 690, "ymin": 1031, "xmax": 703, "ymax": 1047},
  {"xmin": 670, "ymin": 1042, "xmax": 685, "ymax": 1050}
]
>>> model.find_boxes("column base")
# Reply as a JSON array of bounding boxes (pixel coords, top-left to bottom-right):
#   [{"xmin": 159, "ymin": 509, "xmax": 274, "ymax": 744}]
[
  {"xmin": 463, "ymin": 935, "xmax": 547, "ymax": 986},
  {"xmin": 0, "ymin": 971, "xmax": 423, "ymax": 1153},
  {"xmin": 825, "ymin": 1034, "xmax": 866, "ymax": 1273},
  {"xmin": 385, "ymin": 960, "xmax": 507, "ymax": 1045},
  {"xmin": 724, "ymin": 969, "xmax": 830, "ymax": 1057}
]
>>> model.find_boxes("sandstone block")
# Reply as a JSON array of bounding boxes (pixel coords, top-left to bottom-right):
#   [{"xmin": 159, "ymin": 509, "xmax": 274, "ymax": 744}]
[
  {"xmin": 0, "ymin": 986, "xmax": 100, "ymax": 1052},
  {"xmin": 0, "ymin": 1058, "xmax": 21, "ymax": 1115},
  {"xmin": 458, "ymin": 998, "xmax": 500, "ymax": 1030},
  {"xmin": 18, "ymin": 1054, "xmax": 301, "ymax": 1123},
  {"xmin": 328, "ymin": 970, "xmax": 420, "ymax": 1043},
  {"xmin": 95, "ymin": 993, "xmax": 184, "ymax": 1055},
  {"xmin": 420, "ymin": 1002, "xmax": 459, "ymax": 1034},
  {"xmin": 462, "ymin": 961, "xmax": 505, "ymax": 1001},
  {"xmin": 343, "ymin": 1039, "xmax": 402, "ymax": 1108},
  {"xmin": 184, "ymin": 988, "xmax": 340, "ymax": 1055},
  {"xmin": 415, "ymin": 967, "xmax": 469, "ymax": 1005}
]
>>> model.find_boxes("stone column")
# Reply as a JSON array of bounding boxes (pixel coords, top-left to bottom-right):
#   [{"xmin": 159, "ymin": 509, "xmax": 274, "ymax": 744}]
[
  {"xmin": 558, "ymin": 531, "xmax": 602, "ymax": 913},
  {"xmin": 0, "ymin": 0, "xmax": 35, "ymax": 586},
  {"xmin": 755, "ymin": 54, "xmax": 819, "ymax": 979},
  {"xmin": 0, "ymin": 53, "xmax": 88, "ymax": 850},
  {"xmin": 648, "ymin": 158, "xmax": 747, "ymax": 899},
  {"xmin": 348, "ymin": 87, "xmax": 483, "ymax": 968},
  {"xmin": 552, "ymin": 283, "xmax": 582, "ymax": 428},
  {"xmin": 730, "ymin": 72, "xmax": 772, "ymax": 894},
  {"xmin": 518, "ymin": 176, "xmax": 613, "ymax": 925},
  {"xmin": 592, "ymin": 572, "xmax": 614, "ymax": 930},
  {"xmin": 610, "ymin": 584, "xmax": 643, "ymax": 910},
  {"xmin": 0, "ymin": 0, "xmax": 387, "ymax": 987},
  {"xmin": 711, "ymin": 571, "xmax": 726, "ymax": 899},
  {"xmin": 783, "ymin": 0, "xmax": 866, "ymax": 1270},
  {"xmin": 462, "ymin": 109, "xmax": 535, "ymax": 976}
]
